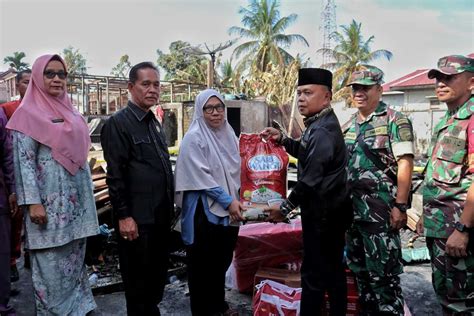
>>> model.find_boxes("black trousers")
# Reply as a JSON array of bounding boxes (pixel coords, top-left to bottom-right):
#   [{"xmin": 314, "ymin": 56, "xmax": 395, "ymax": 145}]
[
  {"xmin": 186, "ymin": 202, "xmax": 239, "ymax": 316},
  {"xmin": 0, "ymin": 214, "xmax": 10, "ymax": 306},
  {"xmin": 118, "ymin": 223, "xmax": 170, "ymax": 316},
  {"xmin": 300, "ymin": 216, "xmax": 347, "ymax": 316}
]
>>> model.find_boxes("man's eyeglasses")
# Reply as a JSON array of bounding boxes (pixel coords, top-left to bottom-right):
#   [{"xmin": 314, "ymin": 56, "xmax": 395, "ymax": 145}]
[
  {"xmin": 203, "ymin": 104, "xmax": 225, "ymax": 114},
  {"xmin": 43, "ymin": 70, "xmax": 68, "ymax": 79}
]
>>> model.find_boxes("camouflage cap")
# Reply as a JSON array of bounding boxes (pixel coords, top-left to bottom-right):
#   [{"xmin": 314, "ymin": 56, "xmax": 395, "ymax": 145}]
[
  {"xmin": 346, "ymin": 67, "xmax": 384, "ymax": 86},
  {"xmin": 428, "ymin": 55, "xmax": 474, "ymax": 79}
]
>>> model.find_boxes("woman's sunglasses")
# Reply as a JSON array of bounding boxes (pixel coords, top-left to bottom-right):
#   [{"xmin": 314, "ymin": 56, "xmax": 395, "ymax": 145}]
[{"xmin": 43, "ymin": 70, "xmax": 68, "ymax": 79}]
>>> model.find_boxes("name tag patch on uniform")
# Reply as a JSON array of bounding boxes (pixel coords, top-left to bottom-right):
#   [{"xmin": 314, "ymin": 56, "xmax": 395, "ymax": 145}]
[
  {"xmin": 365, "ymin": 126, "xmax": 387, "ymax": 137},
  {"xmin": 442, "ymin": 136, "xmax": 465, "ymax": 151},
  {"xmin": 345, "ymin": 132, "xmax": 356, "ymax": 140}
]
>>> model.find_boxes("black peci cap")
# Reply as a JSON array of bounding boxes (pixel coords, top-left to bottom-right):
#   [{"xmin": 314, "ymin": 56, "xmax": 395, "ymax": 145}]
[{"xmin": 298, "ymin": 68, "xmax": 333, "ymax": 90}]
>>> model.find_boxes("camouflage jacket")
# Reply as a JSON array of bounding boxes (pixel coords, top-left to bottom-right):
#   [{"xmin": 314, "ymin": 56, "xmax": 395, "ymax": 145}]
[
  {"xmin": 342, "ymin": 102, "xmax": 415, "ymax": 223},
  {"xmin": 423, "ymin": 96, "xmax": 474, "ymax": 238}
]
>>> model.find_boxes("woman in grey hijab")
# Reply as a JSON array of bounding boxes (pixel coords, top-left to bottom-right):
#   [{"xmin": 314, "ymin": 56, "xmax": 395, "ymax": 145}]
[{"xmin": 175, "ymin": 89, "xmax": 245, "ymax": 315}]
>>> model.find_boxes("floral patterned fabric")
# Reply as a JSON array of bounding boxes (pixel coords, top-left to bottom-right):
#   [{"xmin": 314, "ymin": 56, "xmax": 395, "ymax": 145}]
[
  {"xmin": 12, "ymin": 131, "xmax": 99, "ymax": 314},
  {"xmin": 31, "ymin": 238, "xmax": 96, "ymax": 315},
  {"xmin": 12, "ymin": 131, "xmax": 99, "ymax": 249}
]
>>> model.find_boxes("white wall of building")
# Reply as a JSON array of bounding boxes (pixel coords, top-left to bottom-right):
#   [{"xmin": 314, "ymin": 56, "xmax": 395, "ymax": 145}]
[{"xmin": 382, "ymin": 93, "xmax": 404, "ymax": 107}]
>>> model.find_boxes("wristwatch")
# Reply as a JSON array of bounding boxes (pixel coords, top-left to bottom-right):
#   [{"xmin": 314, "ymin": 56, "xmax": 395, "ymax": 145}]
[
  {"xmin": 454, "ymin": 222, "xmax": 471, "ymax": 233},
  {"xmin": 279, "ymin": 200, "xmax": 294, "ymax": 217},
  {"xmin": 393, "ymin": 202, "xmax": 408, "ymax": 213}
]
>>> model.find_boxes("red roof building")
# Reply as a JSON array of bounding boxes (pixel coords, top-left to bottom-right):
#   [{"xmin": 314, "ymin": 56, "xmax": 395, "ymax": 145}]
[
  {"xmin": 382, "ymin": 69, "xmax": 435, "ymax": 93},
  {"xmin": 383, "ymin": 52, "xmax": 474, "ymax": 96},
  {"xmin": 382, "ymin": 53, "xmax": 474, "ymax": 97},
  {"xmin": 379, "ymin": 53, "xmax": 473, "ymax": 155}
]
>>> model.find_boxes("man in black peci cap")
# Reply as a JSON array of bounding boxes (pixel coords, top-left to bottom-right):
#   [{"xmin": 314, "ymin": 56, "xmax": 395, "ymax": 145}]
[{"xmin": 262, "ymin": 68, "xmax": 351, "ymax": 315}]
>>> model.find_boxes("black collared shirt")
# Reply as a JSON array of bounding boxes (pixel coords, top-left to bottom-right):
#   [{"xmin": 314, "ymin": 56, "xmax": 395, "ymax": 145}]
[
  {"xmin": 101, "ymin": 101, "xmax": 174, "ymax": 225},
  {"xmin": 282, "ymin": 110, "xmax": 349, "ymax": 227}
]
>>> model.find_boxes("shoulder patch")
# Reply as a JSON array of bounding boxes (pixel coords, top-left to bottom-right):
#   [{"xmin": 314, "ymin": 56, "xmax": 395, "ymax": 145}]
[
  {"xmin": 399, "ymin": 127, "xmax": 413, "ymax": 141},
  {"xmin": 396, "ymin": 118, "xmax": 410, "ymax": 126}
]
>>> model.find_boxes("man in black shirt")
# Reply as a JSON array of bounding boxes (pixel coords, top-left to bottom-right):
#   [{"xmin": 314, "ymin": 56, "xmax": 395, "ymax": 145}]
[
  {"xmin": 101, "ymin": 62, "xmax": 174, "ymax": 316},
  {"xmin": 262, "ymin": 68, "xmax": 350, "ymax": 315}
]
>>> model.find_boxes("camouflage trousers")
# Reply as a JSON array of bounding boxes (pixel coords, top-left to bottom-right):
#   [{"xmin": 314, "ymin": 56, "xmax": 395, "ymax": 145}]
[
  {"xmin": 426, "ymin": 237, "xmax": 474, "ymax": 306},
  {"xmin": 346, "ymin": 222, "xmax": 404, "ymax": 315}
]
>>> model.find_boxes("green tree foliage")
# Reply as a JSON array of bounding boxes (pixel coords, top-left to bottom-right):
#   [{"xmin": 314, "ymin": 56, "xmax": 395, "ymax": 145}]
[
  {"xmin": 219, "ymin": 59, "xmax": 237, "ymax": 89},
  {"xmin": 156, "ymin": 40, "xmax": 207, "ymax": 83},
  {"xmin": 174, "ymin": 62, "xmax": 207, "ymax": 85},
  {"xmin": 62, "ymin": 46, "xmax": 87, "ymax": 75},
  {"xmin": 3, "ymin": 51, "xmax": 29, "ymax": 71},
  {"xmin": 318, "ymin": 19, "xmax": 392, "ymax": 101},
  {"xmin": 111, "ymin": 54, "xmax": 132, "ymax": 78},
  {"xmin": 229, "ymin": 0, "xmax": 308, "ymax": 73}
]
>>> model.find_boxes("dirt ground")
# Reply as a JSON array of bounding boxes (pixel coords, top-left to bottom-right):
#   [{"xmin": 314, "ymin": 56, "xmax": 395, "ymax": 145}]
[{"xmin": 11, "ymin": 255, "xmax": 442, "ymax": 316}]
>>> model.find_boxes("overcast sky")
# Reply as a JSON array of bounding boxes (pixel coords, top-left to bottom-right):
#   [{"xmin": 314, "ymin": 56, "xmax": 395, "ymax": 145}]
[{"xmin": 0, "ymin": 0, "xmax": 472, "ymax": 82}]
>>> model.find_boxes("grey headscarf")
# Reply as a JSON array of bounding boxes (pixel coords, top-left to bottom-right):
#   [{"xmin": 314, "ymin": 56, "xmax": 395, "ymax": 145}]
[{"xmin": 174, "ymin": 89, "xmax": 240, "ymax": 217}]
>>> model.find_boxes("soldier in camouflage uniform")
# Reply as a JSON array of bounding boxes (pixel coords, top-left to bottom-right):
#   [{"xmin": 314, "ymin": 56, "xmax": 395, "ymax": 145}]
[
  {"xmin": 417, "ymin": 55, "xmax": 474, "ymax": 314},
  {"xmin": 342, "ymin": 67, "xmax": 415, "ymax": 315}
]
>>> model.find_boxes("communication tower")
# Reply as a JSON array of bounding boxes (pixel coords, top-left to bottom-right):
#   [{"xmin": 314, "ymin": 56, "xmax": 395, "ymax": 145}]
[{"xmin": 320, "ymin": 0, "xmax": 336, "ymax": 65}]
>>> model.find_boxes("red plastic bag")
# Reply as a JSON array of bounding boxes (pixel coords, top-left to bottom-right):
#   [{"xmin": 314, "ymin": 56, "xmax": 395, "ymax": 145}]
[
  {"xmin": 240, "ymin": 134, "xmax": 289, "ymax": 208},
  {"xmin": 253, "ymin": 280, "xmax": 302, "ymax": 316}
]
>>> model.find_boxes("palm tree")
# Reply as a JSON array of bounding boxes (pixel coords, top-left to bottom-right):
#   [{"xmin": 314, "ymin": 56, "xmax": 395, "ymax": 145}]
[
  {"xmin": 220, "ymin": 60, "xmax": 233, "ymax": 84},
  {"xmin": 318, "ymin": 19, "xmax": 392, "ymax": 100},
  {"xmin": 229, "ymin": 0, "xmax": 308, "ymax": 73},
  {"xmin": 3, "ymin": 51, "xmax": 29, "ymax": 70},
  {"xmin": 218, "ymin": 59, "xmax": 240, "ymax": 91}
]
